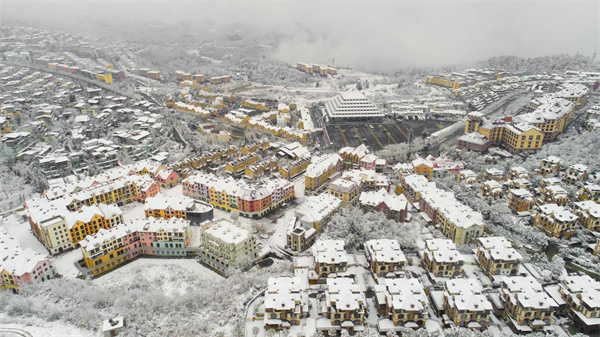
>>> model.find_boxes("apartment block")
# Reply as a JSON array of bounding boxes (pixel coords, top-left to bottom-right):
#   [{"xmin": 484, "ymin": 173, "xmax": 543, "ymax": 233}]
[
  {"xmin": 286, "ymin": 194, "xmax": 341, "ymax": 253},
  {"xmin": 327, "ymin": 178, "xmax": 360, "ymax": 207},
  {"xmin": 199, "ymin": 219, "xmax": 257, "ymax": 274},
  {"xmin": 144, "ymin": 193, "xmax": 214, "ymax": 225},
  {"xmin": 305, "ymin": 154, "xmax": 343, "ymax": 195}
]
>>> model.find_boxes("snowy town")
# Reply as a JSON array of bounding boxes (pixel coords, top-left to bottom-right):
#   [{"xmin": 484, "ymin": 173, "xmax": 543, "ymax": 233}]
[{"xmin": 1, "ymin": 3, "xmax": 600, "ymax": 337}]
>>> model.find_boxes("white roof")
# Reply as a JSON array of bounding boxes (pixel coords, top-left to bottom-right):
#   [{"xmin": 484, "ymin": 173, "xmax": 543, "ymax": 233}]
[
  {"xmin": 325, "ymin": 92, "xmax": 384, "ymax": 118},
  {"xmin": 365, "ymin": 239, "xmax": 406, "ymax": 264},
  {"xmin": 359, "ymin": 189, "xmax": 409, "ymax": 212},
  {"xmin": 202, "ymin": 218, "xmax": 251, "ymax": 245},
  {"xmin": 313, "ymin": 239, "xmax": 347, "ymax": 265}
]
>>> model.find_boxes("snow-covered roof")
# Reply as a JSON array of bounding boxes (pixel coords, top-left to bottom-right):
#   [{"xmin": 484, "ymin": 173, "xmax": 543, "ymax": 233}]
[
  {"xmin": 359, "ymin": 189, "xmax": 409, "ymax": 212},
  {"xmin": 201, "ymin": 218, "xmax": 251, "ymax": 246},
  {"xmin": 365, "ymin": 239, "xmax": 406, "ymax": 264}
]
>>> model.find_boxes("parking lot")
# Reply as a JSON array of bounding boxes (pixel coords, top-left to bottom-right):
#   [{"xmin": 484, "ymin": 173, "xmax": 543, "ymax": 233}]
[{"xmin": 325, "ymin": 120, "xmax": 454, "ymax": 151}]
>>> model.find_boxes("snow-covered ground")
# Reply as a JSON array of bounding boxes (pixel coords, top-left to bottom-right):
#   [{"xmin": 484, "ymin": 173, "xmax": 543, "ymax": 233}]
[
  {"xmin": 0, "ymin": 314, "xmax": 92, "ymax": 337},
  {"xmin": 93, "ymin": 258, "xmax": 222, "ymax": 297},
  {"xmin": 52, "ymin": 249, "xmax": 83, "ymax": 278},
  {"xmin": 1, "ymin": 214, "xmax": 47, "ymax": 255},
  {"xmin": 121, "ymin": 202, "xmax": 145, "ymax": 222}
]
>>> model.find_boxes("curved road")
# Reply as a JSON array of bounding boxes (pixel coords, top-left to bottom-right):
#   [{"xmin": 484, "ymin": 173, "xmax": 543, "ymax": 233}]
[{"xmin": 0, "ymin": 328, "xmax": 34, "ymax": 337}]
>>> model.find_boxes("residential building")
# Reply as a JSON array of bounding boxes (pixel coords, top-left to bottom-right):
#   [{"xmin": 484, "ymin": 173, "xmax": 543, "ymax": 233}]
[
  {"xmin": 287, "ymin": 194, "xmax": 342, "ymax": 252},
  {"xmin": 341, "ymin": 169, "xmax": 390, "ymax": 192},
  {"xmin": 442, "ymin": 279, "xmax": 492, "ymax": 330},
  {"xmin": 508, "ymin": 189, "xmax": 535, "ymax": 214},
  {"xmin": 0, "ymin": 227, "xmax": 55, "ymax": 291},
  {"xmin": 323, "ymin": 278, "xmax": 366, "ymax": 333},
  {"xmin": 80, "ymin": 217, "xmax": 191, "ymax": 276},
  {"xmin": 436, "ymin": 202, "xmax": 485, "ymax": 245},
  {"xmin": 305, "ymin": 154, "xmax": 343, "ymax": 195},
  {"xmin": 476, "ymin": 237, "xmax": 522, "ymax": 279},
  {"xmin": 508, "ymin": 166, "xmax": 529, "ymax": 180},
  {"xmin": 144, "ymin": 193, "xmax": 214, "ymax": 225},
  {"xmin": 572, "ymin": 200, "xmax": 600, "ymax": 232},
  {"xmin": 500, "ymin": 276, "xmax": 556, "ymax": 332},
  {"xmin": 182, "ymin": 172, "xmax": 294, "ymax": 218},
  {"xmin": 359, "ymin": 189, "xmax": 410, "ymax": 222},
  {"xmin": 481, "ymin": 180, "xmax": 504, "ymax": 198},
  {"xmin": 375, "ymin": 278, "xmax": 428, "ymax": 329},
  {"xmin": 563, "ymin": 164, "xmax": 588, "ymax": 184},
  {"xmin": 327, "ymin": 178, "xmax": 360, "ymax": 207},
  {"xmin": 339, "ymin": 144, "xmax": 369, "ymax": 169},
  {"xmin": 579, "ymin": 184, "xmax": 600, "ymax": 202},
  {"xmin": 199, "ymin": 219, "xmax": 257, "ymax": 274},
  {"xmin": 538, "ymin": 156, "xmax": 562, "ymax": 176},
  {"xmin": 313, "ymin": 240, "xmax": 348, "ymax": 280},
  {"xmin": 558, "ymin": 275, "xmax": 600, "ymax": 335},
  {"xmin": 483, "ymin": 168, "xmax": 506, "ymax": 182},
  {"xmin": 534, "ymin": 204, "xmax": 578, "ymax": 239},
  {"xmin": 422, "ymin": 239, "xmax": 464, "ymax": 278},
  {"xmin": 456, "ymin": 170, "xmax": 478, "ymax": 184},
  {"xmin": 539, "ymin": 185, "xmax": 569, "ymax": 206},
  {"xmin": 154, "ymin": 169, "xmax": 179, "ymax": 188},
  {"xmin": 364, "ymin": 239, "xmax": 406, "ymax": 277},
  {"xmin": 264, "ymin": 277, "xmax": 309, "ymax": 329}
]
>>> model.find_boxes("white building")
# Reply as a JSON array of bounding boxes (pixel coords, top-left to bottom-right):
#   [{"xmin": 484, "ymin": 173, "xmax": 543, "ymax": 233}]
[{"xmin": 324, "ymin": 92, "xmax": 384, "ymax": 120}]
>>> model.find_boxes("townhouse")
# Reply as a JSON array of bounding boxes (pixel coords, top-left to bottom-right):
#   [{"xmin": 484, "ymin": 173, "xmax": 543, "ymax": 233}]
[
  {"xmin": 225, "ymin": 153, "xmax": 259, "ymax": 176},
  {"xmin": 534, "ymin": 204, "xmax": 578, "ymax": 239},
  {"xmin": 375, "ymin": 278, "xmax": 428, "ymax": 329},
  {"xmin": 323, "ymin": 278, "xmax": 366, "ymax": 333},
  {"xmin": 508, "ymin": 189, "xmax": 535, "ymax": 214},
  {"xmin": 442, "ymin": 279, "xmax": 492, "ymax": 330},
  {"xmin": 79, "ymin": 217, "xmax": 191, "ymax": 276},
  {"xmin": 422, "ymin": 239, "xmax": 464, "ymax": 278},
  {"xmin": 287, "ymin": 194, "xmax": 341, "ymax": 253},
  {"xmin": 305, "ymin": 154, "xmax": 343, "ymax": 195},
  {"xmin": 572, "ymin": 200, "xmax": 600, "ymax": 232},
  {"xmin": 500, "ymin": 276, "xmax": 556, "ymax": 332},
  {"xmin": 279, "ymin": 158, "xmax": 311, "ymax": 180},
  {"xmin": 264, "ymin": 277, "xmax": 309, "ymax": 329},
  {"xmin": 558, "ymin": 275, "xmax": 600, "ymax": 334},
  {"xmin": 199, "ymin": 219, "xmax": 257, "ymax": 274},
  {"xmin": 476, "ymin": 237, "xmax": 522, "ymax": 279},
  {"xmin": 364, "ymin": 239, "xmax": 406, "ymax": 278},
  {"xmin": 342, "ymin": 169, "xmax": 390, "ymax": 192},
  {"xmin": 182, "ymin": 172, "xmax": 294, "ymax": 218},
  {"xmin": 339, "ymin": 144, "xmax": 369, "ymax": 169},
  {"xmin": 144, "ymin": 193, "xmax": 214, "ymax": 225},
  {"xmin": 327, "ymin": 178, "xmax": 361, "ymax": 208},
  {"xmin": 0, "ymin": 227, "xmax": 56, "ymax": 292},
  {"xmin": 359, "ymin": 189, "xmax": 410, "ymax": 223}
]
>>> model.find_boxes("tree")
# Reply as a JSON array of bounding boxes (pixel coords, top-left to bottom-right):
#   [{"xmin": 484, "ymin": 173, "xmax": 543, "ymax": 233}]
[{"xmin": 252, "ymin": 326, "xmax": 260, "ymax": 337}]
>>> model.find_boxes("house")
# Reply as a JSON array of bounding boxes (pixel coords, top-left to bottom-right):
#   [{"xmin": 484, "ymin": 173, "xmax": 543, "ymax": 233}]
[
  {"xmin": 534, "ymin": 204, "xmax": 578, "ymax": 239},
  {"xmin": 359, "ymin": 189, "xmax": 410, "ymax": 222},
  {"xmin": 323, "ymin": 278, "xmax": 366, "ymax": 333},
  {"xmin": 375, "ymin": 278, "xmax": 428, "ymax": 329},
  {"xmin": 264, "ymin": 277, "xmax": 309, "ymax": 329},
  {"xmin": 198, "ymin": 219, "xmax": 257, "ymax": 274},
  {"xmin": 557, "ymin": 275, "xmax": 600, "ymax": 335},
  {"xmin": 572, "ymin": 200, "xmax": 600, "ymax": 232},
  {"xmin": 313, "ymin": 240, "xmax": 348, "ymax": 280},
  {"xmin": 287, "ymin": 194, "xmax": 341, "ymax": 252},
  {"xmin": 327, "ymin": 178, "xmax": 360, "ymax": 207},
  {"xmin": 457, "ymin": 170, "xmax": 478, "ymax": 184},
  {"xmin": 339, "ymin": 144, "xmax": 369, "ymax": 169},
  {"xmin": 364, "ymin": 239, "xmax": 406, "ymax": 278},
  {"xmin": 563, "ymin": 164, "xmax": 588, "ymax": 184},
  {"xmin": 481, "ymin": 180, "xmax": 504, "ymax": 198},
  {"xmin": 538, "ymin": 156, "xmax": 562, "ymax": 176},
  {"xmin": 500, "ymin": 276, "xmax": 556, "ymax": 332},
  {"xmin": 476, "ymin": 237, "xmax": 522, "ymax": 279},
  {"xmin": 539, "ymin": 185, "xmax": 569, "ymax": 206},
  {"xmin": 509, "ymin": 166, "xmax": 529, "ymax": 180},
  {"xmin": 422, "ymin": 239, "xmax": 464, "ymax": 278},
  {"xmin": 508, "ymin": 189, "xmax": 535, "ymax": 214},
  {"xmin": 483, "ymin": 168, "xmax": 506, "ymax": 182},
  {"xmin": 442, "ymin": 279, "xmax": 492, "ymax": 330},
  {"xmin": 579, "ymin": 184, "xmax": 600, "ymax": 202}
]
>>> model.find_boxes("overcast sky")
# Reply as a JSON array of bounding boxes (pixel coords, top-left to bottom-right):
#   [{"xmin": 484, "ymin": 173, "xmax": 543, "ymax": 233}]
[{"xmin": 2, "ymin": 0, "xmax": 598, "ymax": 69}]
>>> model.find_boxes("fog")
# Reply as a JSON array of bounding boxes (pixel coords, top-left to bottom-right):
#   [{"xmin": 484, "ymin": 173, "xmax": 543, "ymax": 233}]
[{"xmin": 3, "ymin": 0, "xmax": 598, "ymax": 71}]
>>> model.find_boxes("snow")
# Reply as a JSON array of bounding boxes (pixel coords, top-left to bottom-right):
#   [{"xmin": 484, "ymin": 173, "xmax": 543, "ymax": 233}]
[
  {"xmin": 93, "ymin": 258, "xmax": 222, "ymax": 297},
  {"xmin": 0, "ymin": 214, "xmax": 48, "ymax": 255},
  {"xmin": 51, "ymin": 249, "xmax": 83, "ymax": 278},
  {"xmin": 121, "ymin": 201, "xmax": 146, "ymax": 222},
  {"xmin": 0, "ymin": 315, "xmax": 92, "ymax": 337}
]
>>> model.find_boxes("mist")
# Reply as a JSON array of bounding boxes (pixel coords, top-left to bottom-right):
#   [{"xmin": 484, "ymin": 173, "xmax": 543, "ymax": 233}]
[{"xmin": 2, "ymin": 0, "xmax": 598, "ymax": 71}]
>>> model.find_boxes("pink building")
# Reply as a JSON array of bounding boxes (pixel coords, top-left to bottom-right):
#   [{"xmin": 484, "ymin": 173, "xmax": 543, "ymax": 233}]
[
  {"xmin": 360, "ymin": 154, "xmax": 378, "ymax": 171},
  {"xmin": 155, "ymin": 169, "xmax": 179, "ymax": 188}
]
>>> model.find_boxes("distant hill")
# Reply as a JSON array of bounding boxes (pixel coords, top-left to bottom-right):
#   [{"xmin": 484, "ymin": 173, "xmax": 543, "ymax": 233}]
[{"xmin": 478, "ymin": 54, "xmax": 598, "ymax": 74}]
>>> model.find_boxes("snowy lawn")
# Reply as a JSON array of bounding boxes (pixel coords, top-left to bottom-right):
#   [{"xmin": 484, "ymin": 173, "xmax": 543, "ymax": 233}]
[
  {"xmin": 1, "ymin": 214, "xmax": 48, "ymax": 255},
  {"xmin": 0, "ymin": 314, "xmax": 92, "ymax": 337},
  {"xmin": 51, "ymin": 249, "xmax": 83, "ymax": 278}
]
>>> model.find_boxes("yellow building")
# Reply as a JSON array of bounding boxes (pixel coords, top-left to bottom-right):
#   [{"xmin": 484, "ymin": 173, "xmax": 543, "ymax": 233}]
[
  {"xmin": 327, "ymin": 178, "xmax": 360, "ymax": 208},
  {"xmin": 572, "ymin": 200, "xmax": 600, "ymax": 232},
  {"xmin": 376, "ymin": 278, "xmax": 428, "ymax": 328},
  {"xmin": 538, "ymin": 156, "xmax": 562, "ymax": 176},
  {"xmin": 557, "ymin": 275, "xmax": 600, "ymax": 335},
  {"xmin": 579, "ymin": 184, "xmax": 600, "ymax": 202},
  {"xmin": 313, "ymin": 240, "xmax": 348, "ymax": 279},
  {"xmin": 324, "ymin": 278, "xmax": 366, "ymax": 332},
  {"xmin": 264, "ymin": 277, "xmax": 309, "ymax": 329},
  {"xmin": 500, "ymin": 276, "xmax": 555, "ymax": 332},
  {"xmin": 443, "ymin": 279, "xmax": 492, "ymax": 330},
  {"xmin": 476, "ymin": 237, "xmax": 522, "ymax": 279},
  {"xmin": 534, "ymin": 204, "xmax": 578, "ymax": 239},
  {"xmin": 422, "ymin": 239, "xmax": 464, "ymax": 278},
  {"xmin": 225, "ymin": 153, "xmax": 259, "ymax": 176},
  {"xmin": 305, "ymin": 154, "xmax": 343, "ymax": 195},
  {"xmin": 364, "ymin": 239, "xmax": 406, "ymax": 277},
  {"xmin": 507, "ymin": 189, "xmax": 535, "ymax": 214}
]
